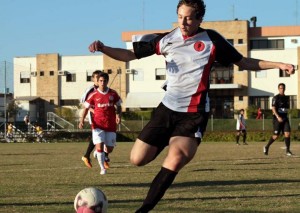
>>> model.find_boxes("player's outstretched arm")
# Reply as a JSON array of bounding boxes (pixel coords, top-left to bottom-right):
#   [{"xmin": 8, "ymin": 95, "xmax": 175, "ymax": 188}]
[
  {"xmin": 88, "ymin": 40, "xmax": 136, "ymax": 62},
  {"xmin": 235, "ymin": 57, "xmax": 295, "ymax": 75}
]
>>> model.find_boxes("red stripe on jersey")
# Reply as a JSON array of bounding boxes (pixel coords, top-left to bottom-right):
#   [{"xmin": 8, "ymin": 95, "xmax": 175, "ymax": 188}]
[
  {"xmin": 156, "ymin": 42, "xmax": 161, "ymax": 55},
  {"xmin": 187, "ymin": 45, "xmax": 216, "ymax": 112}
]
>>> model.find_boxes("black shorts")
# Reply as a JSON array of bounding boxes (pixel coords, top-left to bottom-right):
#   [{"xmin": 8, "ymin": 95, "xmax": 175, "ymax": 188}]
[
  {"xmin": 138, "ymin": 103, "xmax": 209, "ymax": 149},
  {"xmin": 273, "ymin": 117, "xmax": 291, "ymax": 135},
  {"xmin": 236, "ymin": 129, "xmax": 246, "ymax": 134}
]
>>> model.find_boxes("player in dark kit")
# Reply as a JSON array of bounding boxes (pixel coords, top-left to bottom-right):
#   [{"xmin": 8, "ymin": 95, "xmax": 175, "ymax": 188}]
[
  {"xmin": 88, "ymin": 1, "xmax": 295, "ymax": 211},
  {"xmin": 264, "ymin": 83, "xmax": 293, "ymax": 156},
  {"xmin": 236, "ymin": 109, "xmax": 247, "ymax": 145}
]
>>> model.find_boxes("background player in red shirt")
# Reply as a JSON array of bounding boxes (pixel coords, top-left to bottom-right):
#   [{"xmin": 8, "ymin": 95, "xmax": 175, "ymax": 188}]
[
  {"xmin": 80, "ymin": 70, "xmax": 110, "ymax": 169},
  {"xmin": 79, "ymin": 72, "xmax": 122, "ymax": 175}
]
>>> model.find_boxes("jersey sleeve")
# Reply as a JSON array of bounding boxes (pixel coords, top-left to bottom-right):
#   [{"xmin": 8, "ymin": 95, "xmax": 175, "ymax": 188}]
[
  {"xmin": 84, "ymin": 92, "xmax": 96, "ymax": 109},
  {"xmin": 80, "ymin": 85, "xmax": 94, "ymax": 103},
  {"xmin": 132, "ymin": 33, "xmax": 167, "ymax": 59},
  {"xmin": 271, "ymin": 96, "xmax": 277, "ymax": 107},
  {"xmin": 206, "ymin": 29, "xmax": 243, "ymax": 66},
  {"xmin": 114, "ymin": 92, "xmax": 122, "ymax": 106}
]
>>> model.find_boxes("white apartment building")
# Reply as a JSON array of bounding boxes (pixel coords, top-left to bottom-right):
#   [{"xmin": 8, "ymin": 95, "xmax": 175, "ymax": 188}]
[{"xmin": 13, "ymin": 20, "xmax": 300, "ymax": 122}]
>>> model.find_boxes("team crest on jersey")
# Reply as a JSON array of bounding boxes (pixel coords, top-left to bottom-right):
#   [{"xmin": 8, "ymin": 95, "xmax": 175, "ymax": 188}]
[
  {"xmin": 194, "ymin": 41, "xmax": 205, "ymax": 52},
  {"xmin": 109, "ymin": 95, "xmax": 114, "ymax": 101}
]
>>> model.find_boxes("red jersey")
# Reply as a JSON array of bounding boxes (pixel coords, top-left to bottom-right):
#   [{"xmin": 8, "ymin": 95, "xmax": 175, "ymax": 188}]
[{"xmin": 84, "ymin": 88, "xmax": 121, "ymax": 132}]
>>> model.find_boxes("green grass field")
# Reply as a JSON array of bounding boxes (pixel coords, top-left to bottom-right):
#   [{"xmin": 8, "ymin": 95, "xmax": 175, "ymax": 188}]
[{"xmin": 0, "ymin": 141, "xmax": 299, "ymax": 213}]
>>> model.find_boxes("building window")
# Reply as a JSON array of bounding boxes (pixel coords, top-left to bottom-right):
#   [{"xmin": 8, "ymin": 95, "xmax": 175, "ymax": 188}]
[
  {"xmin": 227, "ymin": 39, "xmax": 234, "ymax": 45},
  {"xmin": 210, "ymin": 62, "xmax": 233, "ymax": 84},
  {"xmin": 20, "ymin": 78, "xmax": 30, "ymax": 83},
  {"xmin": 155, "ymin": 68, "xmax": 166, "ymax": 80},
  {"xmin": 20, "ymin": 71, "xmax": 30, "ymax": 83},
  {"xmin": 279, "ymin": 69, "xmax": 290, "ymax": 77},
  {"xmin": 40, "ymin": 71, "xmax": 44, "ymax": 76},
  {"xmin": 66, "ymin": 73, "xmax": 76, "ymax": 82},
  {"xmin": 238, "ymin": 39, "xmax": 243, "ymax": 44},
  {"xmin": 239, "ymin": 96, "xmax": 243, "ymax": 101},
  {"xmin": 250, "ymin": 39, "xmax": 284, "ymax": 50},
  {"xmin": 249, "ymin": 96, "xmax": 270, "ymax": 110},
  {"xmin": 255, "ymin": 70, "xmax": 267, "ymax": 78},
  {"xmin": 86, "ymin": 70, "xmax": 94, "ymax": 81},
  {"xmin": 50, "ymin": 71, "xmax": 54, "ymax": 76},
  {"xmin": 50, "ymin": 99, "xmax": 54, "ymax": 105}
]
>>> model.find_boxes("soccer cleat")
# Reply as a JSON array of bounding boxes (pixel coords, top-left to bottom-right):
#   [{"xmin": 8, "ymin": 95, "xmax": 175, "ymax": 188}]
[
  {"xmin": 243, "ymin": 142, "xmax": 248, "ymax": 145},
  {"xmin": 100, "ymin": 169, "xmax": 107, "ymax": 175},
  {"xmin": 104, "ymin": 161, "xmax": 110, "ymax": 169},
  {"xmin": 286, "ymin": 151, "xmax": 293, "ymax": 156},
  {"xmin": 263, "ymin": 146, "xmax": 269, "ymax": 155},
  {"xmin": 81, "ymin": 156, "xmax": 92, "ymax": 168},
  {"xmin": 236, "ymin": 143, "xmax": 240, "ymax": 145}
]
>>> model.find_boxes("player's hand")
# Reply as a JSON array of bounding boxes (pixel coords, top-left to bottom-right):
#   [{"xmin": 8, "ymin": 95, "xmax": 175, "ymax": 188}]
[
  {"xmin": 277, "ymin": 116, "xmax": 283, "ymax": 123},
  {"xmin": 78, "ymin": 121, "xmax": 84, "ymax": 129},
  {"xmin": 280, "ymin": 63, "xmax": 295, "ymax": 75},
  {"xmin": 116, "ymin": 115, "xmax": 121, "ymax": 124},
  {"xmin": 88, "ymin": 40, "xmax": 104, "ymax": 53}
]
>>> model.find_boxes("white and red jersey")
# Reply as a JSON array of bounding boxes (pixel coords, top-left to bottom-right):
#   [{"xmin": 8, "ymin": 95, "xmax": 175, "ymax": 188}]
[
  {"xmin": 80, "ymin": 84, "xmax": 98, "ymax": 124},
  {"xmin": 84, "ymin": 88, "xmax": 122, "ymax": 132},
  {"xmin": 132, "ymin": 27, "xmax": 242, "ymax": 113}
]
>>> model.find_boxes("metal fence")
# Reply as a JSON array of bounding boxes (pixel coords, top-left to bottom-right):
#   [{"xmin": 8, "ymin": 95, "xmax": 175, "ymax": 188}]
[{"xmin": 116, "ymin": 116, "xmax": 300, "ymax": 132}]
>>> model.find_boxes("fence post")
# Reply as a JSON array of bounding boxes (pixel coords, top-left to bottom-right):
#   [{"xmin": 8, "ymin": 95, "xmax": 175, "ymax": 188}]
[
  {"xmin": 211, "ymin": 114, "xmax": 213, "ymax": 131},
  {"xmin": 262, "ymin": 114, "xmax": 265, "ymax": 131}
]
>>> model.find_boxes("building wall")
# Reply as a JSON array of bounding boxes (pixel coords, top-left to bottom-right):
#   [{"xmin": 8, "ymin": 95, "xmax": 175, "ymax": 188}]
[
  {"xmin": 13, "ymin": 57, "xmax": 37, "ymax": 97},
  {"xmin": 249, "ymin": 48, "xmax": 298, "ymax": 106},
  {"xmin": 13, "ymin": 21, "xmax": 300, "ymax": 120},
  {"xmin": 60, "ymin": 55, "xmax": 103, "ymax": 100},
  {"xmin": 103, "ymin": 55, "xmax": 127, "ymax": 107},
  {"xmin": 121, "ymin": 21, "xmax": 300, "ymax": 117},
  {"xmin": 36, "ymin": 54, "xmax": 59, "ymax": 106}
]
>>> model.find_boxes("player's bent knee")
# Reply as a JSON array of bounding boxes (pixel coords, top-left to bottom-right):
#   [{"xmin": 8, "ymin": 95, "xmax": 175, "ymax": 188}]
[{"xmin": 130, "ymin": 154, "xmax": 151, "ymax": 166}]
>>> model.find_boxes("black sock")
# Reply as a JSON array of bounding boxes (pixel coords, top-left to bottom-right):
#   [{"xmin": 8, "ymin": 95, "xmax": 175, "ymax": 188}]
[
  {"xmin": 243, "ymin": 134, "xmax": 246, "ymax": 143},
  {"xmin": 266, "ymin": 137, "xmax": 275, "ymax": 148},
  {"xmin": 236, "ymin": 135, "xmax": 240, "ymax": 143},
  {"xmin": 284, "ymin": 137, "xmax": 291, "ymax": 152},
  {"xmin": 84, "ymin": 140, "xmax": 95, "ymax": 158},
  {"xmin": 135, "ymin": 167, "xmax": 178, "ymax": 213}
]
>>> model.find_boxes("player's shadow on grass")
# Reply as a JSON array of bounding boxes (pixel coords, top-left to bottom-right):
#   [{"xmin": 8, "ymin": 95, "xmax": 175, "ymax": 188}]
[
  {"xmin": 1, "ymin": 153, "xmax": 50, "ymax": 156},
  {"xmin": 0, "ymin": 201, "xmax": 73, "ymax": 207},
  {"xmin": 97, "ymin": 179, "xmax": 300, "ymax": 188}
]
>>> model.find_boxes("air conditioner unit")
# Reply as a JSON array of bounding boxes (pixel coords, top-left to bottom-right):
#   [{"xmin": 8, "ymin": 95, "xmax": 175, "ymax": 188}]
[
  {"xmin": 291, "ymin": 39, "xmax": 298, "ymax": 43},
  {"xmin": 125, "ymin": 69, "xmax": 132, "ymax": 74},
  {"xmin": 58, "ymin": 70, "xmax": 66, "ymax": 76},
  {"xmin": 30, "ymin": 71, "xmax": 37, "ymax": 77}
]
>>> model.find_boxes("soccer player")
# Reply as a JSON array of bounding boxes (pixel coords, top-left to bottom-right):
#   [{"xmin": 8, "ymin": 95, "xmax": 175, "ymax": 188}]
[
  {"xmin": 6, "ymin": 123, "xmax": 14, "ymax": 143},
  {"xmin": 79, "ymin": 72, "xmax": 122, "ymax": 175},
  {"xmin": 35, "ymin": 124, "xmax": 46, "ymax": 143},
  {"xmin": 88, "ymin": 0, "xmax": 295, "ymax": 211},
  {"xmin": 264, "ymin": 83, "xmax": 293, "ymax": 156},
  {"xmin": 80, "ymin": 70, "xmax": 112, "ymax": 169},
  {"xmin": 236, "ymin": 109, "xmax": 247, "ymax": 145}
]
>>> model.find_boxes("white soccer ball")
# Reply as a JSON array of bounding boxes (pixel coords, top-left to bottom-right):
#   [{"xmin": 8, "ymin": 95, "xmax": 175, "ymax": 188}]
[{"xmin": 74, "ymin": 187, "xmax": 108, "ymax": 213}]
